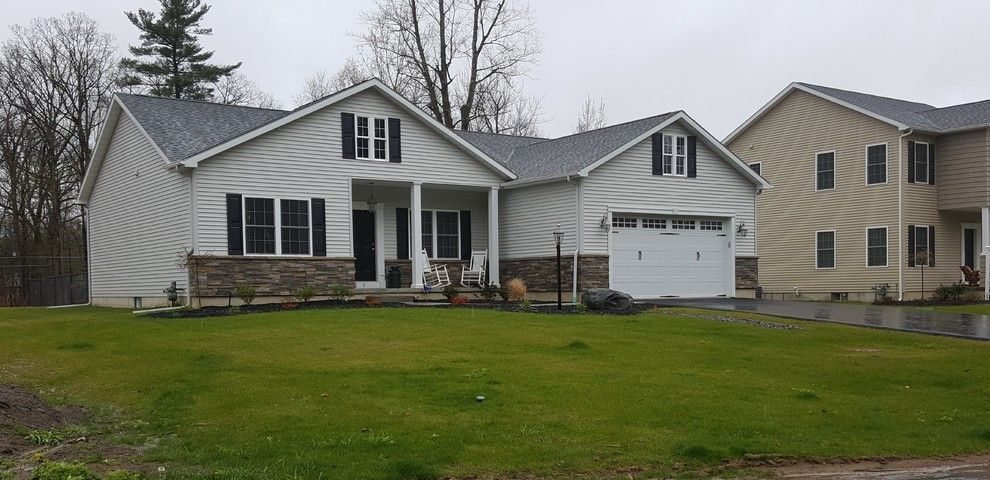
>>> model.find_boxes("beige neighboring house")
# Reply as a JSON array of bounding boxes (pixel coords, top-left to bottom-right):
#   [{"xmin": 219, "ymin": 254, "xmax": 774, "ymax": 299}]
[{"xmin": 726, "ymin": 82, "xmax": 990, "ymax": 301}]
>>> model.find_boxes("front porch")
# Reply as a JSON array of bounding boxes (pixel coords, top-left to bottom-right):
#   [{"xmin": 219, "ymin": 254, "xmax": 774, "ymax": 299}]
[{"xmin": 350, "ymin": 179, "xmax": 500, "ymax": 290}]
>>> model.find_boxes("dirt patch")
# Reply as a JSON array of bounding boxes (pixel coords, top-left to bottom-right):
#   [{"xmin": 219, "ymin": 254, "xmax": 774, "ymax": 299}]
[
  {"xmin": 0, "ymin": 384, "xmax": 155, "ymax": 479},
  {"xmin": 749, "ymin": 452, "xmax": 990, "ymax": 479}
]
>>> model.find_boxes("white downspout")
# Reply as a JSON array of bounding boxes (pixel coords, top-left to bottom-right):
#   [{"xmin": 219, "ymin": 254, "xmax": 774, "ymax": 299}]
[{"xmin": 897, "ymin": 129, "xmax": 913, "ymax": 300}]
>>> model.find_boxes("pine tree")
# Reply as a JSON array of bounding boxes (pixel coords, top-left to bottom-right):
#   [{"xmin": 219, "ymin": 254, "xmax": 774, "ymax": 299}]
[{"xmin": 120, "ymin": 0, "xmax": 241, "ymax": 99}]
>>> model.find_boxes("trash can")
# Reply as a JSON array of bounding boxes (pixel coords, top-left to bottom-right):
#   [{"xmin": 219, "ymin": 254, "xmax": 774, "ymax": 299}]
[{"xmin": 386, "ymin": 266, "xmax": 402, "ymax": 288}]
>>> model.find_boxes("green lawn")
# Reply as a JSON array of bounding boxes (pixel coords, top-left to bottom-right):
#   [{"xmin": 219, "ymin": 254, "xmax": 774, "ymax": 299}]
[
  {"xmin": 1, "ymin": 306, "xmax": 989, "ymax": 479},
  {"xmin": 929, "ymin": 303, "xmax": 990, "ymax": 315}
]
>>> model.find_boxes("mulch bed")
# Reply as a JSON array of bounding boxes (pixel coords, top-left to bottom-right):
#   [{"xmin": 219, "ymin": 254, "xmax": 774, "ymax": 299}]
[{"xmin": 146, "ymin": 299, "xmax": 654, "ymax": 318}]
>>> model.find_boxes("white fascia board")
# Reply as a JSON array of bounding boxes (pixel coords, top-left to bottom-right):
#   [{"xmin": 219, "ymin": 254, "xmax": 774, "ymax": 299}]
[{"xmin": 179, "ymin": 79, "xmax": 516, "ymax": 180}]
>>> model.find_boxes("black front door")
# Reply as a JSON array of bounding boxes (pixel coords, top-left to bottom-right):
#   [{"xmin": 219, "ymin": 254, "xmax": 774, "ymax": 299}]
[
  {"xmin": 353, "ymin": 210, "xmax": 376, "ymax": 282},
  {"xmin": 964, "ymin": 228, "xmax": 977, "ymax": 269}
]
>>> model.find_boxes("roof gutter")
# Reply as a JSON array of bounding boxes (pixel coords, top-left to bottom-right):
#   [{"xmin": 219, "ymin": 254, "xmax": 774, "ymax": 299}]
[
  {"xmin": 500, "ymin": 173, "xmax": 581, "ymax": 190},
  {"xmin": 897, "ymin": 128, "xmax": 913, "ymax": 301}
]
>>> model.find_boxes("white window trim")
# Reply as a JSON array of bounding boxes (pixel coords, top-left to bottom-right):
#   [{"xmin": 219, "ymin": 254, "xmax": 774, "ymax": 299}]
[
  {"xmin": 422, "ymin": 209, "xmax": 461, "ymax": 260},
  {"xmin": 865, "ymin": 226, "xmax": 888, "ymax": 268},
  {"xmin": 242, "ymin": 196, "xmax": 313, "ymax": 257},
  {"xmin": 662, "ymin": 133, "xmax": 688, "ymax": 177},
  {"xmin": 912, "ymin": 141, "xmax": 931, "ymax": 185},
  {"xmin": 355, "ymin": 115, "xmax": 389, "ymax": 162},
  {"xmin": 815, "ymin": 229, "xmax": 836, "ymax": 269},
  {"xmin": 912, "ymin": 225, "xmax": 931, "ymax": 268},
  {"xmin": 815, "ymin": 150, "xmax": 836, "ymax": 192},
  {"xmin": 864, "ymin": 142, "xmax": 888, "ymax": 186},
  {"xmin": 748, "ymin": 162, "xmax": 762, "ymax": 176}
]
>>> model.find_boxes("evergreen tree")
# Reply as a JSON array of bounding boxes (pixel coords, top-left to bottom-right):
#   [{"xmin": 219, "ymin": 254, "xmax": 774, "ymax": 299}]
[{"xmin": 120, "ymin": 0, "xmax": 240, "ymax": 99}]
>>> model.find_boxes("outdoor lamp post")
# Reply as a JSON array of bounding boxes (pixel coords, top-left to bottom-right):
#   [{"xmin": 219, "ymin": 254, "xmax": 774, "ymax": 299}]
[{"xmin": 553, "ymin": 223, "xmax": 564, "ymax": 310}]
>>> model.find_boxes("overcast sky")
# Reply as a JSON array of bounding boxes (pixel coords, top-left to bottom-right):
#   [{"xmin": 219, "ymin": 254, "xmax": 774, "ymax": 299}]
[{"xmin": 4, "ymin": 0, "xmax": 990, "ymax": 138}]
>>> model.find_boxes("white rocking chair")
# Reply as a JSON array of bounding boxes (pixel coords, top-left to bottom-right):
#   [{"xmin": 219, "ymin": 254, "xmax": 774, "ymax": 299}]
[
  {"xmin": 420, "ymin": 249, "xmax": 451, "ymax": 290},
  {"xmin": 461, "ymin": 250, "xmax": 488, "ymax": 287}
]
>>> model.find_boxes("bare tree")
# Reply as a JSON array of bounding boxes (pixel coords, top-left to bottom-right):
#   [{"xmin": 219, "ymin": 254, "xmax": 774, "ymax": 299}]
[
  {"xmin": 574, "ymin": 96, "xmax": 607, "ymax": 133},
  {"xmin": 292, "ymin": 58, "xmax": 376, "ymax": 107},
  {"xmin": 473, "ymin": 77, "xmax": 545, "ymax": 137},
  {"xmin": 212, "ymin": 73, "xmax": 282, "ymax": 109},
  {"xmin": 0, "ymin": 13, "xmax": 117, "ymax": 304},
  {"xmin": 356, "ymin": 0, "xmax": 541, "ymax": 130}
]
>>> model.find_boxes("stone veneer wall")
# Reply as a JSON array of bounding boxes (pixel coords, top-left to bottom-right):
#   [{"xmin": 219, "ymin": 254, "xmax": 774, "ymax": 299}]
[
  {"xmin": 500, "ymin": 254, "xmax": 609, "ymax": 292},
  {"xmin": 189, "ymin": 255, "xmax": 354, "ymax": 297},
  {"xmin": 735, "ymin": 256, "xmax": 759, "ymax": 289}
]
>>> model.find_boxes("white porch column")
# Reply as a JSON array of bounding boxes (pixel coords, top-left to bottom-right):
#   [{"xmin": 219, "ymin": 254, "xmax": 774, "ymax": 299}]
[
  {"xmin": 410, "ymin": 182, "xmax": 424, "ymax": 288},
  {"xmin": 488, "ymin": 187, "xmax": 500, "ymax": 285},
  {"xmin": 983, "ymin": 206, "xmax": 989, "ymax": 300}
]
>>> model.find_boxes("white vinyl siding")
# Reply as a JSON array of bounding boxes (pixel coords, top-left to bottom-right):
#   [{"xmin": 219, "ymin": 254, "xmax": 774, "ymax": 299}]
[
  {"xmin": 193, "ymin": 89, "xmax": 505, "ymax": 257},
  {"xmin": 87, "ymin": 114, "xmax": 191, "ymax": 298},
  {"xmin": 499, "ymin": 180, "xmax": 577, "ymax": 259},
  {"xmin": 582, "ymin": 122, "xmax": 758, "ymax": 257}
]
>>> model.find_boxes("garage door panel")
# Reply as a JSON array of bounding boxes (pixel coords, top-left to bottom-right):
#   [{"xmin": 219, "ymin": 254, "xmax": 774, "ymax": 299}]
[{"xmin": 610, "ymin": 216, "xmax": 729, "ymax": 298}]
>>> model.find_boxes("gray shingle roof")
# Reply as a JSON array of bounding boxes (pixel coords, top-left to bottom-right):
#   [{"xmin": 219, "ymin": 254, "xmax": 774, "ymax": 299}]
[
  {"xmin": 117, "ymin": 93, "xmax": 290, "ymax": 162},
  {"xmin": 116, "ymin": 93, "xmax": 681, "ymax": 181},
  {"xmin": 456, "ymin": 113, "xmax": 677, "ymax": 180},
  {"xmin": 798, "ymin": 83, "xmax": 990, "ymax": 132}
]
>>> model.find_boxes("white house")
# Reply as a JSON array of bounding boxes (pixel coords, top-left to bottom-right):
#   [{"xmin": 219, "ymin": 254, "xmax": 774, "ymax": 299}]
[{"xmin": 77, "ymin": 79, "xmax": 769, "ymax": 307}]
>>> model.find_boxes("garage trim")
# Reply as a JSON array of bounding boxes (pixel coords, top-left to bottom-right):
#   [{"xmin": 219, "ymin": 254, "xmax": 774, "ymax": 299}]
[{"xmin": 605, "ymin": 205, "xmax": 736, "ymax": 298}]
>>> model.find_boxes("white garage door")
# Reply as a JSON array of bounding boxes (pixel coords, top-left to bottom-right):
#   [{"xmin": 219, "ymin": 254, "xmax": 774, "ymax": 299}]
[{"xmin": 610, "ymin": 215, "xmax": 730, "ymax": 298}]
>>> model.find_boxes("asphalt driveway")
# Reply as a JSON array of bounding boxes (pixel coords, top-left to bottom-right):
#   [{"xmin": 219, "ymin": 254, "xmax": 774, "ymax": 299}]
[{"xmin": 650, "ymin": 298, "xmax": 990, "ymax": 341}]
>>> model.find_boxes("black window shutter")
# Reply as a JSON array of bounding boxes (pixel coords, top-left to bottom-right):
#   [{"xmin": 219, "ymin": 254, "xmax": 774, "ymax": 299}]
[
  {"xmin": 928, "ymin": 143, "xmax": 936, "ymax": 185},
  {"xmin": 687, "ymin": 136, "xmax": 698, "ymax": 178},
  {"xmin": 650, "ymin": 132, "xmax": 663, "ymax": 175},
  {"xmin": 388, "ymin": 118, "xmax": 401, "ymax": 163},
  {"xmin": 341, "ymin": 112, "xmax": 355, "ymax": 159},
  {"xmin": 226, "ymin": 193, "xmax": 243, "ymax": 255},
  {"xmin": 907, "ymin": 225, "xmax": 916, "ymax": 267},
  {"xmin": 459, "ymin": 210, "xmax": 472, "ymax": 260},
  {"xmin": 907, "ymin": 140, "xmax": 915, "ymax": 183},
  {"xmin": 311, "ymin": 198, "xmax": 326, "ymax": 257},
  {"xmin": 928, "ymin": 226, "xmax": 935, "ymax": 266},
  {"xmin": 396, "ymin": 207, "xmax": 409, "ymax": 260}
]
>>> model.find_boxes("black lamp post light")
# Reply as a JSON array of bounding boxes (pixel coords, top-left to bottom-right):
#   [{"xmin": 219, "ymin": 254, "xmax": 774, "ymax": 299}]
[{"xmin": 553, "ymin": 223, "xmax": 564, "ymax": 310}]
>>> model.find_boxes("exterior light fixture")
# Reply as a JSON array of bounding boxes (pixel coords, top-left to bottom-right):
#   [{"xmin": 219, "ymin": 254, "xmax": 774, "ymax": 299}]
[
  {"xmin": 553, "ymin": 223, "xmax": 564, "ymax": 310},
  {"xmin": 366, "ymin": 182, "xmax": 378, "ymax": 212}
]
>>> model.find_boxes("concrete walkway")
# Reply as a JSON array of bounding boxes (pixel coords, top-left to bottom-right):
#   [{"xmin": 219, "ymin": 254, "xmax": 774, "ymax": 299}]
[{"xmin": 650, "ymin": 298, "xmax": 990, "ymax": 341}]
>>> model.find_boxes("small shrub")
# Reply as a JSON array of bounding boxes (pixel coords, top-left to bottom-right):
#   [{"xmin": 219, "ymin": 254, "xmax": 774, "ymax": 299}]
[
  {"xmin": 520, "ymin": 298, "xmax": 532, "ymax": 310},
  {"xmin": 442, "ymin": 284, "xmax": 460, "ymax": 301},
  {"xmin": 295, "ymin": 285, "xmax": 317, "ymax": 303},
  {"xmin": 328, "ymin": 283, "xmax": 355, "ymax": 301},
  {"xmin": 234, "ymin": 284, "xmax": 257, "ymax": 306},
  {"xmin": 365, "ymin": 295, "xmax": 382, "ymax": 306},
  {"xmin": 450, "ymin": 294, "xmax": 470, "ymax": 306},
  {"xmin": 103, "ymin": 471, "xmax": 142, "ymax": 480},
  {"xmin": 574, "ymin": 302, "xmax": 588, "ymax": 313},
  {"xmin": 30, "ymin": 462, "xmax": 97, "ymax": 480},
  {"xmin": 25, "ymin": 429, "xmax": 65, "ymax": 446},
  {"xmin": 932, "ymin": 283, "xmax": 967, "ymax": 302},
  {"xmin": 505, "ymin": 278, "xmax": 527, "ymax": 301},
  {"xmin": 479, "ymin": 282, "xmax": 500, "ymax": 302}
]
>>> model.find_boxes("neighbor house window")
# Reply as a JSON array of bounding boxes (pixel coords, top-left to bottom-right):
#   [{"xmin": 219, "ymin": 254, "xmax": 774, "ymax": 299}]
[
  {"xmin": 244, "ymin": 197, "xmax": 276, "ymax": 255},
  {"xmin": 914, "ymin": 142, "xmax": 929, "ymax": 183},
  {"xmin": 280, "ymin": 199, "xmax": 311, "ymax": 255},
  {"xmin": 913, "ymin": 225, "xmax": 929, "ymax": 264},
  {"xmin": 816, "ymin": 230, "xmax": 835, "ymax": 268},
  {"xmin": 816, "ymin": 151, "xmax": 835, "ymax": 190},
  {"xmin": 421, "ymin": 210, "xmax": 460, "ymax": 259},
  {"xmin": 748, "ymin": 162, "xmax": 762, "ymax": 175},
  {"xmin": 866, "ymin": 227, "xmax": 887, "ymax": 267},
  {"xmin": 244, "ymin": 197, "xmax": 311, "ymax": 256},
  {"xmin": 866, "ymin": 144, "xmax": 887, "ymax": 185},
  {"xmin": 662, "ymin": 134, "xmax": 687, "ymax": 176},
  {"xmin": 612, "ymin": 216, "xmax": 637, "ymax": 228}
]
